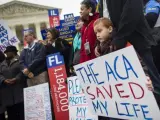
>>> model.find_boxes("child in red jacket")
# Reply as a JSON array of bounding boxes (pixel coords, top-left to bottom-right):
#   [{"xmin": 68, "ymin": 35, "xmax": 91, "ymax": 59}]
[{"xmin": 93, "ymin": 18, "xmax": 154, "ymax": 120}]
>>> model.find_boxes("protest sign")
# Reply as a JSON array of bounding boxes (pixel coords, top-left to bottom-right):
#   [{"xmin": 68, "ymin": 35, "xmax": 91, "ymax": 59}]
[
  {"xmin": 55, "ymin": 15, "xmax": 79, "ymax": 42},
  {"xmin": 61, "ymin": 16, "xmax": 80, "ymax": 27},
  {"xmin": 48, "ymin": 9, "xmax": 60, "ymax": 27},
  {"xmin": 64, "ymin": 13, "xmax": 74, "ymax": 23},
  {"xmin": 68, "ymin": 76, "xmax": 98, "ymax": 120},
  {"xmin": 46, "ymin": 53, "xmax": 69, "ymax": 120},
  {"xmin": 0, "ymin": 20, "xmax": 19, "ymax": 52},
  {"xmin": 74, "ymin": 46, "xmax": 160, "ymax": 120},
  {"xmin": 62, "ymin": 13, "xmax": 76, "ymax": 27},
  {"xmin": 24, "ymin": 83, "xmax": 52, "ymax": 120},
  {"xmin": 41, "ymin": 15, "xmax": 79, "ymax": 42},
  {"xmin": 56, "ymin": 25, "xmax": 76, "ymax": 42},
  {"xmin": 41, "ymin": 29, "xmax": 48, "ymax": 40}
]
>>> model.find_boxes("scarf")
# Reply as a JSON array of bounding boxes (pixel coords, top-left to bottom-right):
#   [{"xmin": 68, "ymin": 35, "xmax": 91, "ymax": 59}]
[
  {"xmin": 97, "ymin": 39, "xmax": 112, "ymax": 56},
  {"xmin": 73, "ymin": 32, "xmax": 81, "ymax": 52}
]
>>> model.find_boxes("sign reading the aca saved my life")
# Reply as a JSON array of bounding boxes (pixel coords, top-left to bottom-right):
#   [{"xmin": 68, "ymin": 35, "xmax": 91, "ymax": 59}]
[
  {"xmin": 68, "ymin": 76, "xmax": 98, "ymax": 120},
  {"xmin": 0, "ymin": 20, "xmax": 19, "ymax": 52},
  {"xmin": 46, "ymin": 53, "xmax": 69, "ymax": 120},
  {"xmin": 24, "ymin": 83, "xmax": 52, "ymax": 120},
  {"xmin": 74, "ymin": 46, "xmax": 160, "ymax": 120}
]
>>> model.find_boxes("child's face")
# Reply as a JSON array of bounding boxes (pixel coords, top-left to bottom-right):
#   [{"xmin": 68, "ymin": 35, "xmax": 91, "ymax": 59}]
[{"xmin": 94, "ymin": 23, "xmax": 113, "ymax": 43}]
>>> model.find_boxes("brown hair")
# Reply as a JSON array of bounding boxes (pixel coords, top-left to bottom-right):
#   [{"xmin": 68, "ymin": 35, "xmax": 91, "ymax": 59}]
[
  {"xmin": 94, "ymin": 17, "xmax": 113, "ymax": 28},
  {"xmin": 47, "ymin": 28, "xmax": 60, "ymax": 39}
]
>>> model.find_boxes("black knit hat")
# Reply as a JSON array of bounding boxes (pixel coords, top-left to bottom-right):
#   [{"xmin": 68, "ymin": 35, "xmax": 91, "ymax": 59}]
[{"xmin": 4, "ymin": 46, "xmax": 18, "ymax": 53}]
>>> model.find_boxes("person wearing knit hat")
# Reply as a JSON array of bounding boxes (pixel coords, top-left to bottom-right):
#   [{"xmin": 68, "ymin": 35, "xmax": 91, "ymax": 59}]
[{"xmin": 0, "ymin": 45, "xmax": 26, "ymax": 120}]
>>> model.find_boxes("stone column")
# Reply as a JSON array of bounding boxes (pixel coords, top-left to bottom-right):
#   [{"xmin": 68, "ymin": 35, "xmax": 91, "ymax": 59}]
[
  {"xmin": 35, "ymin": 22, "xmax": 42, "ymax": 40},
  {"xmin": 10, "ymin": 25, "xmax": 20, "ymax": 51},
  {"xmin": 10, "ymin": 26, "xmax": 17, "ymax": 36},
  {"xmin": 23, "ymin": 24, "xmax": 29, "ymax": 36},
  {"xmin": 22, "ymin": 24, "xmax": 29, "ymax": 48},
  {"xmin": 23, "ymin": 24, "xmax": 29, "ymax": 30}
]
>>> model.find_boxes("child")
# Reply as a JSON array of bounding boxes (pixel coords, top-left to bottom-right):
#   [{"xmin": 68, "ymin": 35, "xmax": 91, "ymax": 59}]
[
  {"xmin": 95, "ymin": 18, "xmax": 114, "ymax": 56},
  {"xmin": 93, "ymin": 18, "xmax": 154, "ymax": 120}
]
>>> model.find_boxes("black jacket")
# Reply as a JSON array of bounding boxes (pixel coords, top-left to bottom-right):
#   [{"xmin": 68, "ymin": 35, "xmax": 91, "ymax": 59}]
[
  {"xmin": 0, "ymin": 51, "xmax": 5, "ymax": 63},
  {"xmin": 0, "ymin": 55, "xmax": 27, "ymax": 106},
  {"xmin": 20, "ymin": 42, "xmax": 47, "ymax": 77},
  {"xmin": 46, "ymin": 38, "xmax": 72, "ymax": 76},
  {"xmin": 100, "ymin": 0, "xmax": 157, "ymax": 51}
]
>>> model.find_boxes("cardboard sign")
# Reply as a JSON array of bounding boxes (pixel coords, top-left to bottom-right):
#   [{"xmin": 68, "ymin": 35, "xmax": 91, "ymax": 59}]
[
  {"xmin": 48, "ymin": 9, "xmax": 60, "ymax": 27},
  {"xmin": 74, "ymin": 46, "xmax": 160, "ymax": 120},
  {"xmin": 46, "ymin": 53, "xmax": 69, "ymax": 120},
  {"xmin": 68, "ymin": 76, "xmax": 98, "ymax": 120},
  {"xmin": 0, "ymin": 20, "xmax": 19, "ymax": 52},
  {"xmin": 24, "ymin": 83, "xmax": 52, "ymax": 120}
]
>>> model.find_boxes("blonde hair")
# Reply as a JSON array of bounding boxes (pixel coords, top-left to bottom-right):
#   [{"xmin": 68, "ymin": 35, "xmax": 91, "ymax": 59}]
[{"xmin": 94, "ymin": 17, "xmax": 113, "ymax": 28}]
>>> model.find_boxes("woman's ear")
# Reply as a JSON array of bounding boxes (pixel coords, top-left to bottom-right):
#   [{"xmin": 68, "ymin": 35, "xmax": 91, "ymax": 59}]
[
  {"xmin": 89, "ymin": 7, "xmax": 93, "ymax": 16},
  {"xmin": 108, "ymin": 26, "xmax": 113, "ymax": 33},
  {"xmin": 89, "ymin": 7, "xmax": 92, "ymax": 13}
]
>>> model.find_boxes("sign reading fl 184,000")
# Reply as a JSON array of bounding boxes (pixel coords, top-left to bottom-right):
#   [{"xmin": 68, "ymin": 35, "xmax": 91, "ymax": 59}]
[{"xmin": 46, "ymin": 53, "xmax": 69, "ymax": 120}]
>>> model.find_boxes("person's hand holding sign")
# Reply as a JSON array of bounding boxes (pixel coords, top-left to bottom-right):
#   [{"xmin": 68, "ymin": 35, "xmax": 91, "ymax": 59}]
[
  {"xmin": 28, "ymin": 72, "xmax": 34, "ymax": 79},
  {"xmin": 23, "ymin": 68, "xmax": 29, "ymax": 75}
]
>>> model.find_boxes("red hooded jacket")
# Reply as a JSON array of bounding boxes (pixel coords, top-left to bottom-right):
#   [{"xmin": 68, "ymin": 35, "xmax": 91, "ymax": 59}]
[{"xmin": 80, "ymin": 13, "xmax": 99, "ymax": 63}]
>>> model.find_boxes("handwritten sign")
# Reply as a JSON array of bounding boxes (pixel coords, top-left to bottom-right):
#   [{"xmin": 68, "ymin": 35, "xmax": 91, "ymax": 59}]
[
  {"xmin": 68, "ymin": 76, "xmax": 98, "ymax": 120},
  {"xmin": 24, "ymin": 83, "xmax": 52, "ymax": 120},
  {"xmin": 0, "ymin": 20, "xmax": 19, "ymax": 52},
  {"xmin": 74, "ymin": 46, "xmax": 160, "ymax": 120},
  {"xmin": 46, "ymin": 53, "xmax": 69, "ymax": 120}
]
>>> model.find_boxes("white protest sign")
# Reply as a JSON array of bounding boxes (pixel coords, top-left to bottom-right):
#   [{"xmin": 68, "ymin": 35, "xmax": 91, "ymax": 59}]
[
  {"xmin": 0, "ymin": 20, "xmax": 19, "ymax": 52},
  {"xmin": 24, "ymin": 83, "xmax": 52, "ymax": 120},
  {"xmin": 74, "ymin": 46, "xmax": 160, "ymax": 120},
  {"xmin": 68, "ymin": 76, "xmax": 98, "ymax": 120}
]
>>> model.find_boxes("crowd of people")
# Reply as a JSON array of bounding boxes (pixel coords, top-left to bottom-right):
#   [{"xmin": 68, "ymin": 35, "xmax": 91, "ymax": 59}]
[{"xmin": 0, "ymin": 0, "xmax": 160, "ymax": 120}]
